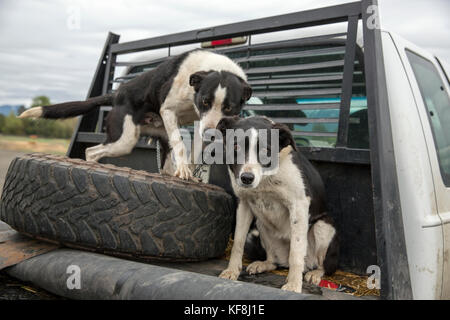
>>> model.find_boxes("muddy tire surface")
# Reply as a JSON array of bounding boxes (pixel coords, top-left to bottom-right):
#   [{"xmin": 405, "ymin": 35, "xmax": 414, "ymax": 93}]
[{"xmin": 0, "ymin": 153, "xmax": 234, "ymax": 261}]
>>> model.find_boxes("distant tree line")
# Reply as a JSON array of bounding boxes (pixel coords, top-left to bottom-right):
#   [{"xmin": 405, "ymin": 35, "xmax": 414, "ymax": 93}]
[{"xmin": 0, "ymin": 96, "xmax": 77, "ymax": 139}]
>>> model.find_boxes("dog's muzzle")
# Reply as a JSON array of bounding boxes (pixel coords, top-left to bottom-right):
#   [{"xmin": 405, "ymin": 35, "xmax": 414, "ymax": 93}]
[{"xmin": 240, "ymin": 172, "xmax": 255, "ymax": 185}]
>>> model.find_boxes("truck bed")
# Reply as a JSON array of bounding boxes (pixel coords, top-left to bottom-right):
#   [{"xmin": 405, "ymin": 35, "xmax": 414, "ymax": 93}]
[{"xmin": 1, "ymin": 223, "xmax": 377, "ymax": 300}]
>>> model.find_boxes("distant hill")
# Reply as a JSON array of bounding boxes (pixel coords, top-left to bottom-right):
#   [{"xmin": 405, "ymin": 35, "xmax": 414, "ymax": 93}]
[{"xmin": 0, "ymin": 105, "xmax": 22, "ymax": 116}]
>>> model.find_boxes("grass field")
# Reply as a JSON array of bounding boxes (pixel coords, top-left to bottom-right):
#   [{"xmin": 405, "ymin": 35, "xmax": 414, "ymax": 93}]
[{"xmin": 0, "ymin": 134, "xmax": 70, "ymax": 155}]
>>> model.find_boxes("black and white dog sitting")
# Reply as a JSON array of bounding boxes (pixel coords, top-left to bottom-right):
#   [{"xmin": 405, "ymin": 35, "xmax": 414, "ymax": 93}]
[
  {"xmin": 19, "ymin": 49, "xmax": 251, "ymax": 180},
  {"xmin": 216, "ymin": 116, "xmax": 339, "ymax": 293}
]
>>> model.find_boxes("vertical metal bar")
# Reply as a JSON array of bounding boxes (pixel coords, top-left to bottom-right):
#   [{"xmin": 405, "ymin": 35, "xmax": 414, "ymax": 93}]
[
  {"xmin": 98, "ymin": 39, "xmax": 118, "ymax": 133},
  {"xmin": 361, "ymin": 0, "xmax": 412, "ymax": 299},
  {"xmin": 336, "ymin": 14, "xmax": 358, "ymax": 147},
  {"xmin": 246, "ymin": 35, "xmax": 252, "ymax": 71},
  {"xmin": 67, "ymin": 32, "xmax": 120, "ymax": 158},
  {"xmin": 95, "ymin": 108, "xmax": 105, "ymax": 133},
  {"xmin": 102, "ymin": 50, "xmax": 117, "ymax": 95}
]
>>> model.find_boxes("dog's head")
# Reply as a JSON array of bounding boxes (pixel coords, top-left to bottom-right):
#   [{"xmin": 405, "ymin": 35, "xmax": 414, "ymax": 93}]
[
  {"xmin": 216, "ymin": 116, "xmax": 297, "ymax": 189},
  {"xmin": 190, "ymin": 70, "xmax": 252, "ymax": 136}
]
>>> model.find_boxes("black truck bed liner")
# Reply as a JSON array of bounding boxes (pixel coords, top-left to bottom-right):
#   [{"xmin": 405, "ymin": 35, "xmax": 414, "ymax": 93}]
[{"xmin": 1, "ymin": 225, "xmax": 376, "ymax": 300}]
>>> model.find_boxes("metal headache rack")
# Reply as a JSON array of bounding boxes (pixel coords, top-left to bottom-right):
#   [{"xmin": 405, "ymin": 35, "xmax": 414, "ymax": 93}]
[
  {"xmin": 68, "ymin": 1, "xmax": 369, "ymax": 165},
  {"xmin": 67, "ymin": 0, "xmax": 412, "ymax": 299}
]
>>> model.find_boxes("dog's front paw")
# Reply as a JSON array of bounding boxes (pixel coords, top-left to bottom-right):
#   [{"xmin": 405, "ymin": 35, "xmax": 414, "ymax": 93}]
[
  {"xmin": 304, "ymin": 269, "xmax": 324, "ymax": 286},
  {"xmin": 246, "ymin": 261, "xmax": 276, "ymax": 275},
  {"xmin": 174, "ymin": 163, "xmax": 193, "ymax": 180},
  {"xmin": 281, "ymin": 281, "xmax": 303, "ymax": 293},
  {"xmin": 219, "ymin": 269, "xmax": 240, "ymax": 281}
]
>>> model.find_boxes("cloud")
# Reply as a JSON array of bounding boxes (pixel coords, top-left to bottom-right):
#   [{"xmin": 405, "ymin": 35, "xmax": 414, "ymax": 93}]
[{"xmin": 0, "ymin": 0, "xmax": 448, "ymax": 106}]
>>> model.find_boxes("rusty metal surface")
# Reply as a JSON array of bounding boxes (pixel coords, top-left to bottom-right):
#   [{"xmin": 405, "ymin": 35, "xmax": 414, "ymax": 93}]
[{"xmin": 0, "ymin": 228, "xmax": 59, "ymax": 270}]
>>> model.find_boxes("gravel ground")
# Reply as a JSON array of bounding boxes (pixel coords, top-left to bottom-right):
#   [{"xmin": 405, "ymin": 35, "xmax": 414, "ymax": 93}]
[{"xmin": 0, "ymin": 149, "xmax": 63, "ymax": 300}]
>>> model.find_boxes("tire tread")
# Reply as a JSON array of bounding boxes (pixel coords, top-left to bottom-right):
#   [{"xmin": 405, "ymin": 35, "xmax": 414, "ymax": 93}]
[{"xmin": 0, "ymin": 153, "xmax": 234, "ymax": 261}]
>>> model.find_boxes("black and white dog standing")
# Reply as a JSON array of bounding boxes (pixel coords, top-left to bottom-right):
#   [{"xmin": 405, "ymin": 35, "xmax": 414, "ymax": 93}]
[
  {"xmin": 19, "ymin": 49, "xmax": 251, "ymax": 180},
  {"xmin": 216, "ymin": 116, "xmax": 339, "ymax": 293}
]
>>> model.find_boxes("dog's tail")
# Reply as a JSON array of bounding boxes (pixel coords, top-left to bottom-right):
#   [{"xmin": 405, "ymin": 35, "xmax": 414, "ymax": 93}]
[{"xmin": 18, "ymin": 94, "xmax": 114, "ymax": 119}]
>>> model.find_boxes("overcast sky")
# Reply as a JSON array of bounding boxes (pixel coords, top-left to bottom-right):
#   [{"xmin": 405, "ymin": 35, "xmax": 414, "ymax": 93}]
[{"xmin": 0, "ymin": 0, "xmax": 449, "ymax": 106}]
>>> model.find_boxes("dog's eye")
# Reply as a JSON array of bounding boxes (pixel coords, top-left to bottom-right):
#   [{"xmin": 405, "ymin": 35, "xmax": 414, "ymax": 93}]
[
  {"xmin": 202, "ymin": 98, "xmax": 210, "ymax": 107},
  {"xmin": 223, "ymin": 106, "xmax": 232, "ymax": 113}
]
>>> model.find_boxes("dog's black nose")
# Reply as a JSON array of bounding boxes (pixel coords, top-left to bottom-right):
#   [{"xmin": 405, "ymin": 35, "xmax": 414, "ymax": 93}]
[{"xmin": 240, "ymin": 172, "xmax": 255, "ymax": 185}]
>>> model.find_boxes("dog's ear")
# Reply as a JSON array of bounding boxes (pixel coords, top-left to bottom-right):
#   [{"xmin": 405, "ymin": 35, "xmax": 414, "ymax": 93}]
[
  {"xmin": 189, "ymin": 71, "xmax": 210, "ymax": 92},
  {"xmin": 272, "ymin": 122, "xmax": 297, "ymax": 151},
  {"xmin": 216, "ymin": 116, "xmax": 238, "ymax": 137},
  {"xmin": 238, "ymin": 77, "xmax": 252, "ymax": 102},
  {"xmin": 243, "ymin": 83, "xmax": 252, "ymax": 102}
]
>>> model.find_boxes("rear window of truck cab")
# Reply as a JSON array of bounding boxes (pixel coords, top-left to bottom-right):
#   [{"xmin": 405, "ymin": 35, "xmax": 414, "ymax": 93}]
[{"xmin": 406, "ymin": 50, "xmax": 450, "ymax": 186}]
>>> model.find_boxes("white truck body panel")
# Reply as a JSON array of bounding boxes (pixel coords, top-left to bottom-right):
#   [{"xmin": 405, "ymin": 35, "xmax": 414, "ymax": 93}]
[{"xmin": 382, "ymin": 31, "xmax": 450, "ymax": 299}]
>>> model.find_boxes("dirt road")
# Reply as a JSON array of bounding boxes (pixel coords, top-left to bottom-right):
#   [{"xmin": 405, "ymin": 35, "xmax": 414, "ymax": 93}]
[{"xmin": 0, "ymin": 135, "xmax": 69, "ymax": 155}]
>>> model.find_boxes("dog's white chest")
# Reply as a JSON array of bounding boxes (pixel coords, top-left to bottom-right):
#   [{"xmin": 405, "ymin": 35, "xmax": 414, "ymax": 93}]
[{"xmin": 245, "ymin": 192, "xmax": 291, "ymax": 239}]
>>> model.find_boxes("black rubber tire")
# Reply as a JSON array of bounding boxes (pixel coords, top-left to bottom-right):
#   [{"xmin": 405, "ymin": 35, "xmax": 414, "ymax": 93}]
[{"xmin": 0, "ymin": 153, "xmax": 234, "ymax": 261}]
